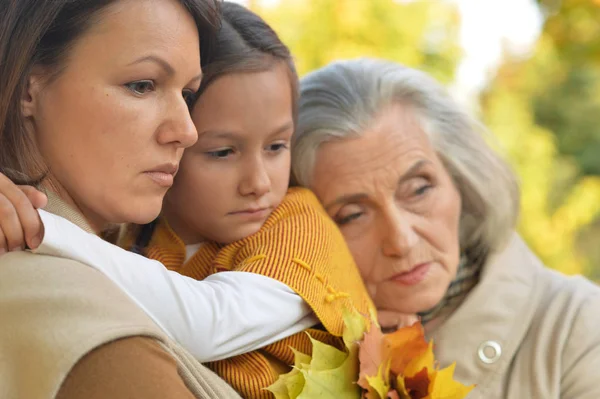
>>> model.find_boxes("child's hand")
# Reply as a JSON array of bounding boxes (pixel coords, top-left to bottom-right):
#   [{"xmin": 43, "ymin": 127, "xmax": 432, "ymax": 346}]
[
  {"xmin": 0, "ymin": 173, "xmax": 47, "ymax": 254},
  {"xmin": 378, "ymin": 309, "xmax": 419, "ymax": 333}
]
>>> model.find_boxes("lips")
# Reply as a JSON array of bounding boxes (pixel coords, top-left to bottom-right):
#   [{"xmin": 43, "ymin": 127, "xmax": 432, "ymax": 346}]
[
  {"xmin": 231, "ymin": 207, "xmax": 269, "ymax": 214},
  {"xmin": 146, "ymin": 163, "xmax": 178, "ymax": 176},
  {"xmin": 144, "ymin": 163, "xmax": 178, "ymax": 188},
  {"xmin": 390, "ymin": 262, "xmax": 432, "ymax": 286}
]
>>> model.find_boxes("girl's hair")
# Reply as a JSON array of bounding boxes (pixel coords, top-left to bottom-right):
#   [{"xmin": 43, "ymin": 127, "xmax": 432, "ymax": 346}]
[
  {"xmin": 131, "ymin": 1, "xmax": 297, "ymax": 253},
  {"xmin": 0, "ymin": 0, "xmax": 220, "ymax": 185},
  {"xmin": 198, "ymin": 1, "xmax": 298, "ymax": 122}
]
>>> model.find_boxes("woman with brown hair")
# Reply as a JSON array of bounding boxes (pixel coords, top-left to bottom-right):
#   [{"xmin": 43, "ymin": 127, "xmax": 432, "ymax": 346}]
[{"xmin": 0, "ymin": 1, "xmax": 244, "ymax": 398}]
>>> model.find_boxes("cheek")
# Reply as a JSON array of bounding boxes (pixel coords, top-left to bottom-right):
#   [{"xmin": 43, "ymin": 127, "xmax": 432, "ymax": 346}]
[
  {"xmin": 424, "ymin": 186, "xmax": 462, "ymax": 271},
  {"xmin": 269, "ymin": 155, "xmax": 291, "ymax": 192},
  {"xmin": 40, "ymin": 85, "xmax": 156, "ymax": 177},
  {"xmin": 344, "ymin": 232, "xmax": 376, "ymax": 282}
]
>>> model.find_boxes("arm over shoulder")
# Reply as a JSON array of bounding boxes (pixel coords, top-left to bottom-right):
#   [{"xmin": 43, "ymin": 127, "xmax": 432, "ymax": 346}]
[{"xmin": 229, "ymin": 187, "xmax": 374, "ymax": 335}]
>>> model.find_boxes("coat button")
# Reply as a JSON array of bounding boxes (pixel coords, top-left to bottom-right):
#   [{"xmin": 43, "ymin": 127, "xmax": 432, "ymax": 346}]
[{"xmin": 478, "ymin": 340, "xmax": 502, "ymax": 364}]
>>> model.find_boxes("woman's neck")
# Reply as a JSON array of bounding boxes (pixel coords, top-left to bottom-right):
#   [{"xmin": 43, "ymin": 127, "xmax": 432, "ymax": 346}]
[{"xmin": 42, "ymin": 179, "xmax": 105, "ymax": 234}]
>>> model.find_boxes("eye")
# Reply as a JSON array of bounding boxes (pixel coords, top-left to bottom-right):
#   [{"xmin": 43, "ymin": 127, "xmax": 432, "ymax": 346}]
[
  {"xmin": 414, "ymin": 183, "xmax": 432, "ymax": 196},
  {"xmin": 336, "ymin": 212, "xmax": 363, "ymax": 225},
  {"xmin": 206, "ymin": 148, "xmax": 234, "ymax": 159},
  {"xmin": 334, "ymin": 204, "xmax": 364, "ymax": 225},
  {"xmin": 183, "ymin": 89, "xmax": 197, "ymax": 110},
  {"xmin": 266, "ymin": 142, "xmax": 289, "ymax": 153},
  {"xmin": 125, "ymin": 80, "xmax": 155, "ymax": 95},
  {"xmin": 403, "ymin": 176, "xmax": 433, "ymax": 199}
]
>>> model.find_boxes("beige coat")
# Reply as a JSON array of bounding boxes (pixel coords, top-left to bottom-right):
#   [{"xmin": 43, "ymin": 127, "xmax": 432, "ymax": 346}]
[
  {"xmin": 429, "ymin": 234, "xmax": 600, "ymax": 398},
  {"xmin": 0, "ymin": 197, "xmax": 241, "ymax": 399}
]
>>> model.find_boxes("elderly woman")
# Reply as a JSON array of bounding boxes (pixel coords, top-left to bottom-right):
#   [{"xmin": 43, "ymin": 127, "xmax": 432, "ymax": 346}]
[{"xmin": 291, "ymin": 58, "xmax": 600, "ymax": 398}]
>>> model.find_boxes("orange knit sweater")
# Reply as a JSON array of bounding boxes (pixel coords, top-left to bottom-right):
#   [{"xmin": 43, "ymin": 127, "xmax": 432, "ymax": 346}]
[{"xmin": 121, "ymin": 187, "xmax": 373, "ymax": 398}]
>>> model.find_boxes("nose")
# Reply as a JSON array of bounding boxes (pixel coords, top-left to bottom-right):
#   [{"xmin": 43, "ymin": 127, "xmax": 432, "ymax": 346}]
[
  {"xmin": 380, "ymin": 204, "xmax": 418, "ymax": 257},
  {"xmin": 156, "ymin": 94, "xmax": 198, "ymax": 149},
  {"xmin": 239, "ymin": 155, "xmax": 271, "ymax": 198}
]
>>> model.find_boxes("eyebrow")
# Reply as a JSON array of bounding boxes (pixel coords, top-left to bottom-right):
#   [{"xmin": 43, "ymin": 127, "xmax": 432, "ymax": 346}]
[
  {"xmin": 128, "ymin": 55, "xmax": 203, "ymax": 83},
  {"xmin": 268, "ymin": 121, "xmax": 294, "ymax": 138},
  {"xmin": 398, "ymin": 159, "xmax": 430, "ymax": 184},
  {"xmin": 199, "ymin": 121, "xmax": 295, "ymax": 141},
  {"xmin": 323, "ymin": 159, "xmax": 431, "ymax": 212}
]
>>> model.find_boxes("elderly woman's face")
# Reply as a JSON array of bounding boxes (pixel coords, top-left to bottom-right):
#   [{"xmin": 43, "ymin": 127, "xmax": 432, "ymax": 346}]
[{"xmin": 311, "ymin": 103, "xmax": 461, "ymax": 315}]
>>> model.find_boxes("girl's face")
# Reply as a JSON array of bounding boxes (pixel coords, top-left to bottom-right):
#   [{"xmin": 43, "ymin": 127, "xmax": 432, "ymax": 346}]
[
  {"xmin": 23, "ymin": 0, "xmax": 201, "ymax": 231},
  {"xmin": 163, "ymin": 63, "xmax": 294, "ymax": 244}
]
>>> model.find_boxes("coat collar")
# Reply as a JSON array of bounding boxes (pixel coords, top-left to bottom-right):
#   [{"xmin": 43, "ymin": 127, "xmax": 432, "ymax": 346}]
[
  {"xmin": 43, "ymin": 190, "xmax": 95, "ymax": 234},
  {"xmin": 428, "ymin": 233, "xmax": 545, "ymax": 389}
]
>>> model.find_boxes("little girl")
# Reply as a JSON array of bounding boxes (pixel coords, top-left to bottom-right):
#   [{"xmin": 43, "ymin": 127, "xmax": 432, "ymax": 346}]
[{"xmin": 0, "ymin": 3, "xmax": 373, "ymax": 399}]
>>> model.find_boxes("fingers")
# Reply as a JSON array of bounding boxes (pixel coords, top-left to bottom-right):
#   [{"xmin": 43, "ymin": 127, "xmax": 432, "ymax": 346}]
[
  {"xmin": 0, "ymin": 223, "xmax": 6, "ymax": 255},
  {"xmin": 0, "ymin": 173, "xmax": 44, "ymax": 252},
  {"xmin": 378, "ymin": 310, "xmax": 420, "ymax": 333},
  {"xmin": 15, "ymin": 185, "xmax": 45, "ymax": 249},
  {"xmin": 19, "ymin": 185, "xmax": 48, "ymax": 209},
  {"xmin": 0, "ymin": 188, "xmax": 25, "ymax": 252}
]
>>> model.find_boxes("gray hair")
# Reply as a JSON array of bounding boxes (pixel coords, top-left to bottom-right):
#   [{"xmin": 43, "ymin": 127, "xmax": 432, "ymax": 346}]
[{"xmin": 293, "ymin": 58, "xmax": 520, "ymax": 263}]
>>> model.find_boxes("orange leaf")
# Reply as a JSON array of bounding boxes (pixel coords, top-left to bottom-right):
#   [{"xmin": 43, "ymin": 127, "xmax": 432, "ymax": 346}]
[
  {"xmin": 404, "ymin": 341, "xmax": 434, "ymax": 378},
  {"xmin": 358, "ymin": 319, "xmax": 385, "ymax": 389},
  {"xmin": 383, "ymin": 322, "xmax": 429, "ymax": 376}
]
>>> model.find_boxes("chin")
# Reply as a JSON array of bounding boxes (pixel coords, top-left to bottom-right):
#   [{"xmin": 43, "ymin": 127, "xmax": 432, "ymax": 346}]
[
  {"xmin": 119, "ymin": 198, "xmax": 163, "ymax": 225},
  {"xmin": 378, "ymin": 281, "xmax": 447, "ymax": 315},
  {"xmin": 219, "ymin": 224, "xmax": 262, "ymax": 244}
]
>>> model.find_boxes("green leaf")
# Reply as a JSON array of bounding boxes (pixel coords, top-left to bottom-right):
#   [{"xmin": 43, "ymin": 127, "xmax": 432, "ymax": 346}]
[
  {"xmin": 342, "ymin": 307, "xmax": 368, "ymax": 349},
  {"xmin": 296, "ymin": 347, "xmax": 361, "ymax": 399}
]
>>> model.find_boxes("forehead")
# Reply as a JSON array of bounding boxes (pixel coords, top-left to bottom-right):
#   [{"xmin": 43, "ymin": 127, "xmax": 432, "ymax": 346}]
[
  {"xmin": 81, "ymin": 0, "xmax": 199, "ymax": 60},
  {"xmin": 192, "ymin": 64, "xmax": 292, "ymax": 129},
  {"xmin": 312, "ymin": 104, "xmax": 438, "ymax": 192}
]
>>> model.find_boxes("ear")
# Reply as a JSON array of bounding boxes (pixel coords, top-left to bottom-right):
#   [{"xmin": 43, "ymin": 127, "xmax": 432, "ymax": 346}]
[{"xmin": 21, "ymin": 67, "xmax": 45, "ymax": 118}]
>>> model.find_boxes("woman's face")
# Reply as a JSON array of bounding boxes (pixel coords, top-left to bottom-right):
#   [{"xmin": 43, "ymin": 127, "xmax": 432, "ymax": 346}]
[
  {"xmin": 310, "ymin": 103, "xmax": 462, "ymax": 315},
  {"xmin": 26, "ymin": 0, "xmax": 201, "ymax": 231},
  {"xmin": 163, "ymin": 63, "xmax": 294, "ymax": 245}
]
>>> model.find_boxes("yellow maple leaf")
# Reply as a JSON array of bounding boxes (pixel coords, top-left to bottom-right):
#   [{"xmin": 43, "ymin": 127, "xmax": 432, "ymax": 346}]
[
  {"xmin": 267, "ymin": 323, "xmax": 362, "ymax": 399},
  {"xmin": 365, "ymin": 359, "xmax": 391, "ymax": 399},
  {"xmin": 342, "ymin": 306, "xmax": 368, "ymax": 349},
  {"xmin": 297, "ymin": 347, "xmax": 361, "ymax": 399},
  {"xmin": 427, "ymin": 363, "xmax": 475, "ymax": 399}
]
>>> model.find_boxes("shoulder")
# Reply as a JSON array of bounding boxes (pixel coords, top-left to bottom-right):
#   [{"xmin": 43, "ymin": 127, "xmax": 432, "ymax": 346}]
[
  {"xmin": 0, "ymin": 251, "xmax": 165, "ymax": 398},
  {"xmin": 270, "ymin": 187, "xmax": 324, "ymax": 218},
  {"xmin": 538, "ymin": 271, "xmax": 600, "ymax": 396},
  {"xmin": 514, "ymin": 248, "xmax": 600, "ymax": 376},
  {"xmin": 260, "ymin": 187, "xmax": 331, "ymax": 230},
  {"xmin": 0, "ymin": 250, "xmax": 163, "ymax": 332},
  {"xmin": 241, "ymin": 187, "xmax": 344, "ymax": 253}
]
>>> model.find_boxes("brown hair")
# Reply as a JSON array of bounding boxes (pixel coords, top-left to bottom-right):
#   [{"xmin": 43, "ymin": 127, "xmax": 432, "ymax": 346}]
[
  {"xmin": 198, "ymin": 1, "xmax": 298, "ymax": 123},
  {"xmin": 0, "ymin": 0, "xmax": 220, "ymax": 185}
]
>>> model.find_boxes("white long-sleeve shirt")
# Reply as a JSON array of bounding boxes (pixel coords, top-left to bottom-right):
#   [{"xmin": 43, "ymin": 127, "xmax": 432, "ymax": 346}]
[{"xmin": 33, "ymin": 210, "xmax": 318, "ymax": 362}]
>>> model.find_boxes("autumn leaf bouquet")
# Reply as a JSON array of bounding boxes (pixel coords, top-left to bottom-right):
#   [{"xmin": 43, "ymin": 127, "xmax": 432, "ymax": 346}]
[{"xmin": 267, "ymin": 309, "xmax": 473, "ymax": 399}]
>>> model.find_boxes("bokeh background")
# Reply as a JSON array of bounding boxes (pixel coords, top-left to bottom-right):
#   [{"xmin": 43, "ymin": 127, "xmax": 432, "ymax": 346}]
[{"xmin": 234, "ymin": 0, "xmax": 600, "ymax": 280}]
